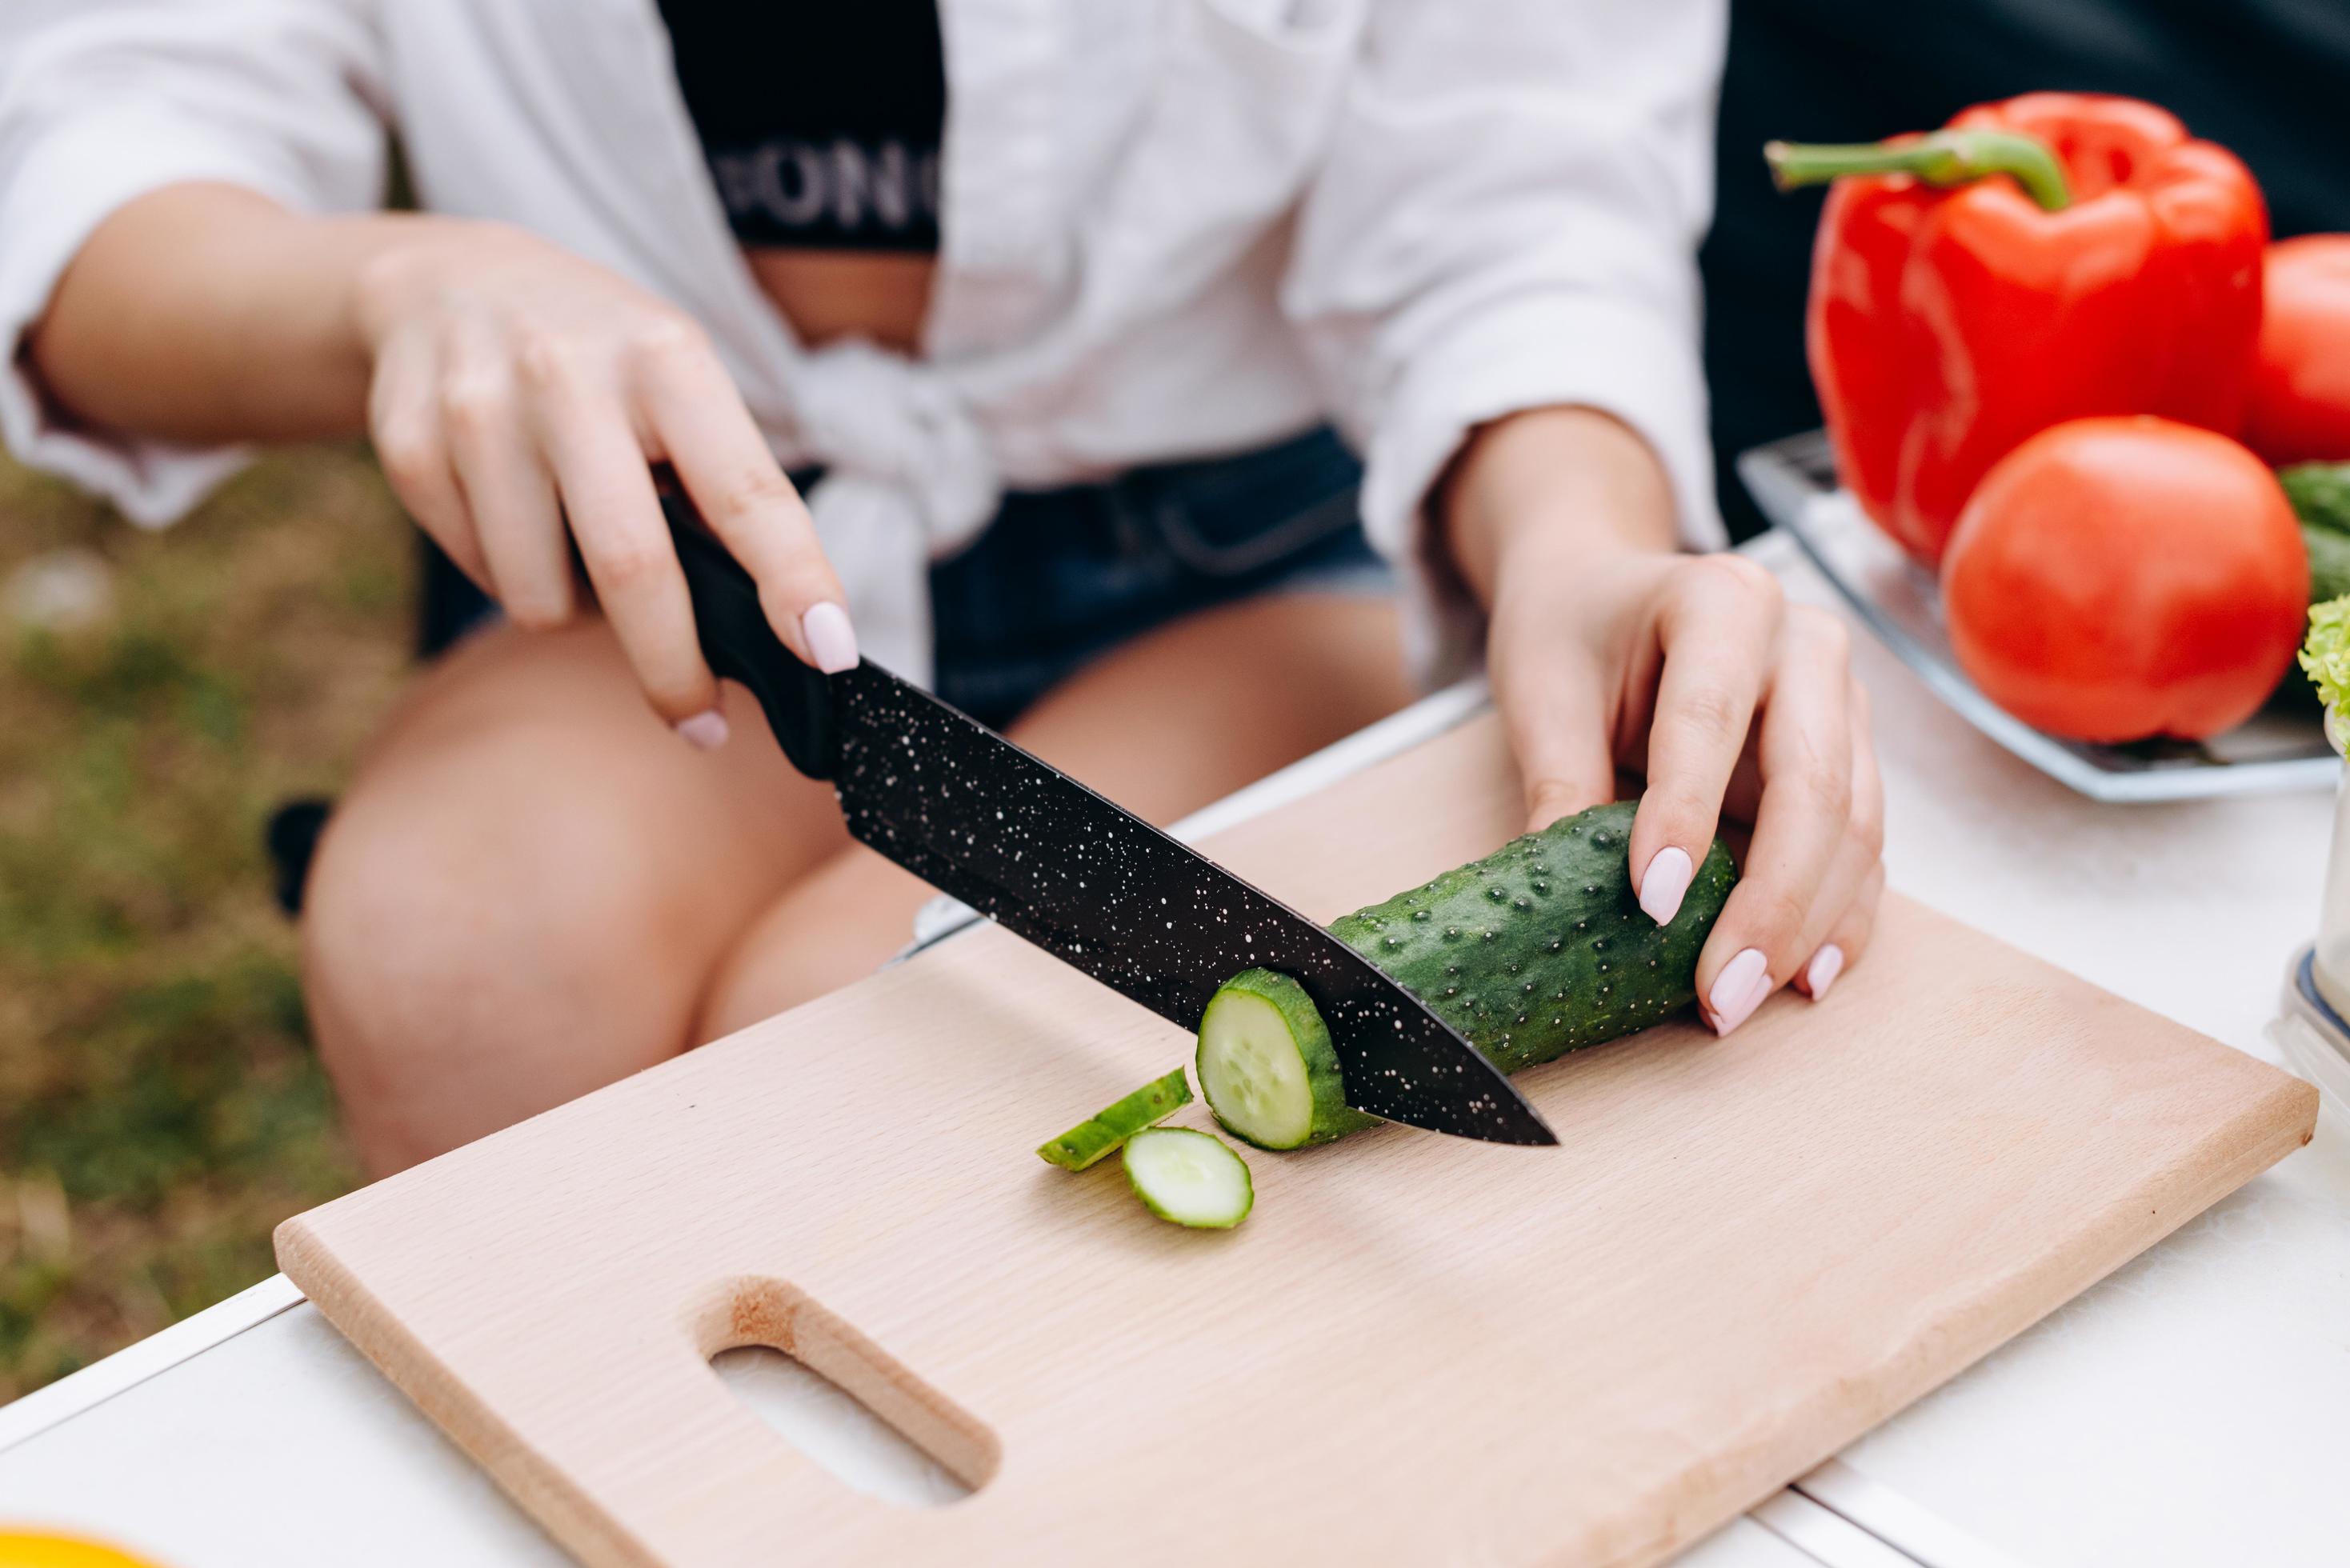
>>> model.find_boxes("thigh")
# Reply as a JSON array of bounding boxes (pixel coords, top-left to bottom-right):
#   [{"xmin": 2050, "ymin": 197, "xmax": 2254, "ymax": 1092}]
[
  {"xmin": 1005, "ymin": 588, "xmax": 1411, "ymax": 821},
  {"xmin": 695, "ymin": 590, "xmax": 1411, "ymax": 1038},
  {"xmin": 335, "ymin": 618, "xmax": 847, "ymax": 927},
  {"xmin": 302, "ymin": 619, "xmax": 845, "ymax": 1171}
]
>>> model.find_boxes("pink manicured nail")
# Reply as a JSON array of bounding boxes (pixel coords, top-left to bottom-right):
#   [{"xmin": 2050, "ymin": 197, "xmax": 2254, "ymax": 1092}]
[
  {"xmin": 1804, "ymin": 943, "xmax": 1845, "ymax": 1001},
  {"xmin": 1638, "ymin": 846, "xmax": 1694, "ymax": 926},
  {"xmin": 1707, "ymin": 947, "xmax": 1771, "ymax": 1036},
  {"xmin": 675, "ymin": 709, "xmax": 730, "ymax": 750},
  {"xmin": 801, "ymin": 601, "xmax": 859, "ymax": 674}
]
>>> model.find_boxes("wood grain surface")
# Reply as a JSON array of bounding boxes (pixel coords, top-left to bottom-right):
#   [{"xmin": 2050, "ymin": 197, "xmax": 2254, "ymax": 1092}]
[{"xmin": 278, "ymin": 714, "xmax": 2316, "ymax": 1566}]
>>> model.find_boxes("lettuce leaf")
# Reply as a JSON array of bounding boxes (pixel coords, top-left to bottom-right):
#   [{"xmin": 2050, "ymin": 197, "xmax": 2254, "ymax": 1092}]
[{"xmin": 2302, "ymin": 596, "xmax": 2350, "ymax": 714}]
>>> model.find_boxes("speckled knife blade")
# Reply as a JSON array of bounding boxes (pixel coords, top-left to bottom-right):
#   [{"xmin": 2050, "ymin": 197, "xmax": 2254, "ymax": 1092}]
[{"xmin": 827, "ymin": 663, "xmax": 1557, "ymax": 1146}]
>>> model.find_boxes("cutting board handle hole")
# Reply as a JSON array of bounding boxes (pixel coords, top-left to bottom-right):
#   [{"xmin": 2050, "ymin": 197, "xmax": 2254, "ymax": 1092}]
[{"xmin": 698, "ymin": 1277, "xmax": 997, "ymax": 1507}]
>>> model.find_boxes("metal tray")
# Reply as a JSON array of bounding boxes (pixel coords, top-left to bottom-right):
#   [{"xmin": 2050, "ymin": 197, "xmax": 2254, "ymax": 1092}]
[{"xmin": 1739, "ymin": 430, "xmax": 2336, "ymax": 802}]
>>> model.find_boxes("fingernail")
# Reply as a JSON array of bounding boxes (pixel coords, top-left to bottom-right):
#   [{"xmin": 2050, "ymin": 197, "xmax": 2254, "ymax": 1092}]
[
  {"xmin": 1707, "ymin": 947, "xmax": 1771, "ymax": 1037},
  {"xmin": 675, "ymin": 709, "xmax": 730, "ymax": 751},
  {"xmin": 1638, "ymin": 846, "xmax": 1694, "ymax": 926},
  {"xmin": 1804, "ymin": 943, "xmax": 1845, "ymax": 1001},
  {"xmin": 801, "ymin": 602, "xmax": 859, "ymax": 674}
]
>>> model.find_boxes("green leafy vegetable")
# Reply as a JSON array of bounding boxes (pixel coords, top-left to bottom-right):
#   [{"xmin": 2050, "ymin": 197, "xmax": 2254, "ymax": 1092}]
[
  {"xmin": 2281, "ymin": 463, "xmax": 2350, "ymax": 537},
  {"xmin": 2300, "ymin": 596, "xmax": 2350, "ymax": 714}
]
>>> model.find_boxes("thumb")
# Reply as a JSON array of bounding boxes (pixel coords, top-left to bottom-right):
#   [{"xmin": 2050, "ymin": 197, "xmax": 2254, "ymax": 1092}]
[{"xmin": 1498, "ymin": 671, "xmax": 1618, "ymax": 832}]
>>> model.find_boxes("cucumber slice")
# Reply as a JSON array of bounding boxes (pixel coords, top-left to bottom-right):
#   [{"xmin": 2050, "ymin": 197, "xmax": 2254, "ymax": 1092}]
[
  {"xmin": 1122, "ymin": 1128, "xmax": 1253, "ymax": 1229},
  {"xmin": 1036, "ymin": 1067, "xmax": 1193, "ymax": 1170},
  {"xmin": 1195, "ymin": 968, "xmax": 1375, "ymax": 1150}
]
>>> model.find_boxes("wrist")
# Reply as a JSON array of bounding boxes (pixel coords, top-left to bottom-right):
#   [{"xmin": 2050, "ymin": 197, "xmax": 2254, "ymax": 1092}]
[
  {"xmin": 344, "ymin": 213, "xmax": 512, "ymax": 353},
  {"xmin": 1438, "ymin": 406, "xmax": 1678, "ymax": 606}
]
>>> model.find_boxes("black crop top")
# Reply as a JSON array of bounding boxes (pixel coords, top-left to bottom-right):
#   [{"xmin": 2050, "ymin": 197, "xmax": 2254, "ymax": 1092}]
[{"xmin": 657, "ymin": 0, "xmax": 946, "ymax": 254}]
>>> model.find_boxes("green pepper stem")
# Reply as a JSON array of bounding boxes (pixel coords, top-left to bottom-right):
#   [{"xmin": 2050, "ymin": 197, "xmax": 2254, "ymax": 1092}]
[{"xmin": 1764, "ymin": 130, "xmax": 2072, "ymax": 213}]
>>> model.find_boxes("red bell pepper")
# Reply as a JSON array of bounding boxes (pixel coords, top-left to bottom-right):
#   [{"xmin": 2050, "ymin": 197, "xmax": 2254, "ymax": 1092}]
[
  {"xmin": 2246, "ymin": 235, "xmax": 2350, "ymax": 465},
  {"xmin": 1769, "ymin": 94, "xmax": 2268, "ymax": 566}
]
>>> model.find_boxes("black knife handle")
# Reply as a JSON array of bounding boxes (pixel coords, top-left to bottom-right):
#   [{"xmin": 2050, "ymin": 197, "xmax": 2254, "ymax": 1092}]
[{"xmin": 661, "ymin": 490, "xmax": 841, "ymax": 781}]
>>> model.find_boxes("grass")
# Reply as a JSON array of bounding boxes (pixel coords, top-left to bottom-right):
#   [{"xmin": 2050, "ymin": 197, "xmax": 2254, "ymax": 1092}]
[{"xmin": 0, "ymin": 441, "xmax": 415, "ymax": 1399}]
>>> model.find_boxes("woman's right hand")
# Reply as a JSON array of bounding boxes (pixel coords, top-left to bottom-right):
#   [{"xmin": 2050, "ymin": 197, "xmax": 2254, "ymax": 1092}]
[{"xmin": 351, "ymin": 218, "xmax": 857, "ymax": 746}]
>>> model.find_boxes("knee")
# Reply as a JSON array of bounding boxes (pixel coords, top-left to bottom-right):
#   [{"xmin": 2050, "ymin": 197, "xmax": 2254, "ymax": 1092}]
[
  {"xmin": 695, "ymin": 846, "xmax": 935, "ymax": 1042},
  {"xmin": 299, "ymin": 772, "xmax": 696, "ymax": 1170}
]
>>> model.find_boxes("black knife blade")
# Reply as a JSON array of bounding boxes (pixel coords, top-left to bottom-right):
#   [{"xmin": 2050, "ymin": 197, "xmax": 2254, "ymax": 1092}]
[{"xmin": 667, "ymin": 498, "xmax": 1556, "ymax": 1147}]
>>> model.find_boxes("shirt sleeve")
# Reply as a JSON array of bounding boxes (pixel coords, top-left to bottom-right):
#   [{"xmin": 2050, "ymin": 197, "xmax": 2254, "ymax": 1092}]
[
  {"xmin": 0, "ymin": 1, "xmax": 388, "ymax": 526},
  {"xmin": 1283, "ymin": 0, "xmax": 1727, "ymax": 684}
]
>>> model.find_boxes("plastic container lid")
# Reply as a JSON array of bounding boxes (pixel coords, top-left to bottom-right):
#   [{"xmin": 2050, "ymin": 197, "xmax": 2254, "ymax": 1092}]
[{"xmin": 2275, "ymin": 946, "xmax": 2350, "ymax": 1137}]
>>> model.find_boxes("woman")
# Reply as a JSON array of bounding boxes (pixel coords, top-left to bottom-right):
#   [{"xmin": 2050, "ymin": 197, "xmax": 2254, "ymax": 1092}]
[{"xmin": 0, "ymin": 0, "xmax": 1882, "ymax": 1176}]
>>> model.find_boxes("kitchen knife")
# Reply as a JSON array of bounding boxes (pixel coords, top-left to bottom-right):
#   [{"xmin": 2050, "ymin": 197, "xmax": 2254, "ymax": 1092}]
[{"xmin": 666, "ymin": 495, "xmax": 1556, "ymax": 1147}]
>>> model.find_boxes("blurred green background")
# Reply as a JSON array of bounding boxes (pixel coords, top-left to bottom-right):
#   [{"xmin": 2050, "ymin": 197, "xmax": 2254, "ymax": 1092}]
[{"xmin": 0, "ymin": 442, "xmax": 413, "ymax": 1398}]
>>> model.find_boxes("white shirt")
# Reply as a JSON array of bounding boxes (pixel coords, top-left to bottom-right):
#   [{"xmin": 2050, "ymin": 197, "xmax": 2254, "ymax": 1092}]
[{"xmin": 0, "ymin": 0, "xmax": 1726, "ymax": 684}]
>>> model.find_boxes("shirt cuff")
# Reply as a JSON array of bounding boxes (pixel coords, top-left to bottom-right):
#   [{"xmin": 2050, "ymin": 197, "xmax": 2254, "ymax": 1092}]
[
  {"xmin": 0, "ymin": 106, "xmax": 310, "ymax": 527},
  {"xmin": 1356, "ymin": 291, "xmax": 1723, "ymax": 689}
]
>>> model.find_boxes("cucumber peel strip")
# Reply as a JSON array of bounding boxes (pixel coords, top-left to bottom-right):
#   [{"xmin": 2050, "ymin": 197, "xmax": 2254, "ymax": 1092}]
[{"xmin": 1036, "ymin": 1066, "xmax": 1193, "ymax": 1170}]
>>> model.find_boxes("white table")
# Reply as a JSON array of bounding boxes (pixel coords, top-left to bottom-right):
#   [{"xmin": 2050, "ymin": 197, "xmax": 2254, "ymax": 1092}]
[{"xmin": 1, "ymin": 531, "xmax": 2336, "ymax": 1567}]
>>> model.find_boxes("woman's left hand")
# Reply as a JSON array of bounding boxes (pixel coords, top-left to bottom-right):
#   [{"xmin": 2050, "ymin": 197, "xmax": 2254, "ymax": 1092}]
[{"xmin": 1447, "ymin": 409, "xmax": 1885, "ymax": 1036}]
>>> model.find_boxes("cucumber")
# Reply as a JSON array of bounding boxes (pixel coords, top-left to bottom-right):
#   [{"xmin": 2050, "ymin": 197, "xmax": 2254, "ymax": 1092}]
[
  {"xmin": 1122, "ymin": 1128, "xmax": 1253, "ymax": 1229},
  {"xmin": 1037, "ymin": 1067, "xmax": 1193, "ymax": 1170},
  {"xmin": 1196, "ymin": 968, "xmax": 1377, "ymax": 1150},
  {"xmin": 1196, "ymin": 801, "xmax": 1734, "ymax": 1144}
]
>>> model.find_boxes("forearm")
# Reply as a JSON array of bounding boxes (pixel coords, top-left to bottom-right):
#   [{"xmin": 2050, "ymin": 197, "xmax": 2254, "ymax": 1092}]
[
  {"xmin": 1437, "ymin": 406, "xmax": 1679, "ymax": 606},
  {"xmin": 26, "ymin": 182, "xmax": 443, "ymax": 444}
]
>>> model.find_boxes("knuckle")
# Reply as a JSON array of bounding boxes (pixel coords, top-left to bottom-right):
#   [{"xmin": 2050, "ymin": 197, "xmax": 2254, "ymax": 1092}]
[
  {"xmin": 1744, "ymin": 887, "xmax": 1811, "ymax": 953},
  {"xmin": 711, "ymin": 463, "xmax": 802, "ymax": 526},
  {"xmin": 437, "ymin": 372, "xmax": 506, "ymax": 439},
  {"xmin": 1688, "ymin": 552, "xmax": 1782, "ymax": 610},
  {"xmin": 513, "ymin": 329, "xmax": 585, "ymax": 392},
  {"xmin": 1671, "ymin": 683, "xmax": 1745, "ymax": 749},
  {"xmin": 1793, "ymin": 605, "xmax": 1852, "ymax": 662},
  {"xmin": 1852, "ymin": 800, "xmax": 1887, "ymax": 862},
  {"xmin": 371, "ymin": 418, "xmax": 442, "ymax": 494},
  {"xmin": 625, "ymin": 312, "xmax": 712, "ymax": 377},
  {"xmin": 588, "ymin": 538, "xmax": 671, "ymax": 598},
  {"xmin": 1794, "ymin": 751, "xmax": 1853, "ymax": 821}
]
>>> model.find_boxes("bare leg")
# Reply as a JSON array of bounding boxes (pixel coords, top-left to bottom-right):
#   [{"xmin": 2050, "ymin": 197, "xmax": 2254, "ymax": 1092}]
[
  {"xmin": 697, "ymin": 592, "xmax": 1411, "ymax": 1038},
  {"xmin": 300, "ymin": 621, "xmax": 843, "ymax": 1175}
]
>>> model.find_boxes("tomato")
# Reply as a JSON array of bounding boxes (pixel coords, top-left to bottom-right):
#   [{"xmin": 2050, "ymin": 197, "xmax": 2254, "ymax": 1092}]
[
  {"xmin": 2245, "ymin": 235, "xmax": 2350, "ymax": 466},
  {"xmin": 1940, "ymin": 417, "xmax": 2308, "ymax": 742}
]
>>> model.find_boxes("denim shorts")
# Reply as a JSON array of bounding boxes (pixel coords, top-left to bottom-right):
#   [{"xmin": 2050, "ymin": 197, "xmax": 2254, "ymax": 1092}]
[
  {"xmin": 930, "ymin": 425, "xmax": 1391, "ymax": 727},
  {"xmin": 418, "ymin": 425, "xmax": 1391, "ymax": 730}
]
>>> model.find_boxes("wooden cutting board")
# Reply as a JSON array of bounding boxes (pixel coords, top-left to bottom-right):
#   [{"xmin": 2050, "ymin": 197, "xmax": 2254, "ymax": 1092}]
[{"xmin": 278, "ymin": 714, "xmax": 2315, "ymax": 1568}]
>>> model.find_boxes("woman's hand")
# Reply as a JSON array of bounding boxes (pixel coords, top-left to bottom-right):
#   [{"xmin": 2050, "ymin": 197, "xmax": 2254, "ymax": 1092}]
[
  {"xmin": 1443, "ymin": 408, "xmax": 1884, "ymax": 1034},
  {"xmin": 352, "ymin": 218, "xmax": 857, "ymax": 744}
]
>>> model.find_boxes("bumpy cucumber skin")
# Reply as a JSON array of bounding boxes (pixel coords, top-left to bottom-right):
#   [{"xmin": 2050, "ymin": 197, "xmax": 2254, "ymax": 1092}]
[
  {"xmin": 1123, "ymin": 1129, "xmax": 1254, "ymax": 1229},
  {"xmin": 1329, "ymin": 801, "xmax": 1735, "ymax": 1080},
  {"xmin": 1036, "ymin": 1067, "xmax": 1194, "ymax": 1170},
  {"xmin": 1199, "ymin": 968, "xmax": 1378, "ymax": 1150}
]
